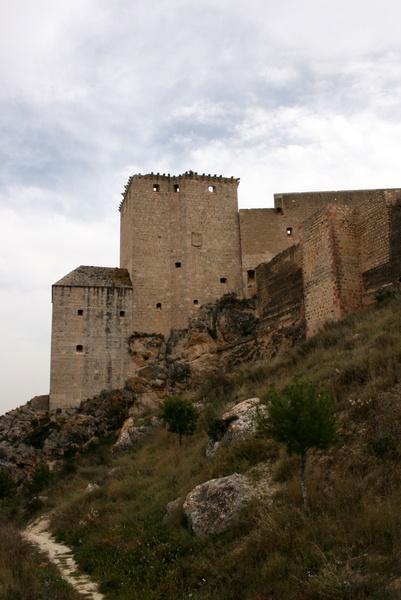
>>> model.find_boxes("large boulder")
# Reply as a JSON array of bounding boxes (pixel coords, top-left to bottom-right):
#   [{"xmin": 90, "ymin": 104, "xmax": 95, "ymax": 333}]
[{"xmin": 183, "ymin": 473, "xmax": 254, "ymax": 536}]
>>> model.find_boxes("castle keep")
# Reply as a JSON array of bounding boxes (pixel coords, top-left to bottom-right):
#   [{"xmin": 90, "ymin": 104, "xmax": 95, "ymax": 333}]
[{"xmin": 50, "ymin": 172, "xmax": 401, "ymax": 409}]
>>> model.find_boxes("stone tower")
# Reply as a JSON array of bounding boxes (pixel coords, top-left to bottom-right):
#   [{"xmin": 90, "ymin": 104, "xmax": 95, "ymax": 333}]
[
  {"xmin": 50, "ymin": 267, "xmax": 133, "ymax": 409},
  {"xmin": 119, "ymin": 172, "xmax": 243, "ymax": 335}
]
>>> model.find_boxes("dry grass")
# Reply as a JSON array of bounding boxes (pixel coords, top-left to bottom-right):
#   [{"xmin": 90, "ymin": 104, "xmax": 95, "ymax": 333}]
[{"xmin": 0, "ymin": 519, "xmax": 81, "ymax": 599}]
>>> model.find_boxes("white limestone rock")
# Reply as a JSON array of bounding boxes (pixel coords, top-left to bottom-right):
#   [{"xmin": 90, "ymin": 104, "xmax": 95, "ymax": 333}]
[
  {"xmin": 183, "ymin": 473, "xmax": 254, "ymax": 536},
  {"xmin": 112, "ymin": 417, "xmax": 151, "ymax": 453},
  {"xmin": 206, "ymin": 397, "xmax": 267, "ymax": 456}
]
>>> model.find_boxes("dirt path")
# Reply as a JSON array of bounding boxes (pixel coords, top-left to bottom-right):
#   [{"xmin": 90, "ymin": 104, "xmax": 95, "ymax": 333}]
[{"xmin": 23, "ymin": 516, "xmax": 104, "ymax": 599}]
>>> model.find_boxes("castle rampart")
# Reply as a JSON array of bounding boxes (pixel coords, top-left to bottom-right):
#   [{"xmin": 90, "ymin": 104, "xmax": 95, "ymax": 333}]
[{"xmin": 49, "ymin": 175, "xmax": 401, "ymax": 410}]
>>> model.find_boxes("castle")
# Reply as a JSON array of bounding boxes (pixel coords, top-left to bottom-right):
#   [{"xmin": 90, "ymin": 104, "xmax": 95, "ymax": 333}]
[{"xmin": 49, "ymin": 172, "xmax": 401, "ymax": 410}]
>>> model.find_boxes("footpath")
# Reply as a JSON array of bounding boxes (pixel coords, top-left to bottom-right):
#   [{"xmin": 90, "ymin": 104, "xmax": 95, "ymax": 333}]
[{"xmin": 23, "ymin": 516, "xmax": 104, "ymax": 599}]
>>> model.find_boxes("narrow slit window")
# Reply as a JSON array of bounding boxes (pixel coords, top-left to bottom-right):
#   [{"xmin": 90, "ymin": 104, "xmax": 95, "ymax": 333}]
[
  {"xmin": 220, "ymin": 277, "xmax": 227, "ymax": 284},
  {"xmin": 76, "ymin": 345, "xmax": 83, "ymax": 353},
  {"xmin": 77, "ymin": 309, "xmax": 83, "ymax": 316},
  {"xmin": 247, "ymin": 270, "xmax": 255, "ymax": 281},
  {"xmin": 156, "ymin": 302, "xmax": 162, "ymax": 310},
  {"xmin": 153, "ymin": 183, "xmax": 160, "ymax": 192},
  {"xmin": 175, "ymin": 262, "xmax": 182, "ymax": 268}
]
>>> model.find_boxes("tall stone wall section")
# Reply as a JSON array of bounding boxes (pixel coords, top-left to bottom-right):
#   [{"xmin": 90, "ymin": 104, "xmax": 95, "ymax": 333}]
[
  {"xmin": 300, "ymin": 207, "xmax": 337, "ymax": 337},
  {"xmin": 360, "ymin": 191, "xmax": 401, "ymax": 303},
  {"xmin": 256, "ymin": 244, "xmax": 304, "ymax": 326},
  {"xmin": 301, "ymin": 204, "xmax": 362, "ymax": 337},
  {"xmin": 120, "ymin": 173, "xmax": 243, "ymax": 336},
  {"xmin": 239, "ymin": 208, "xmax": 294, "ymax": 297},
  {"xmin": 50, "ymin": 268, "xmax": 132, "ymax": 409}
]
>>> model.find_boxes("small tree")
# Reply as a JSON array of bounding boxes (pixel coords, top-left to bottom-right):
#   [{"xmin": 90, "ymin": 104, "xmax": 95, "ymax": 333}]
[
  {"xmin": 162, "ymin": 396, "xmax": 198, "ymax": 446},
  {"xmin": 259, "ymin": 379, "xmax": 338, "ymax": 507}
]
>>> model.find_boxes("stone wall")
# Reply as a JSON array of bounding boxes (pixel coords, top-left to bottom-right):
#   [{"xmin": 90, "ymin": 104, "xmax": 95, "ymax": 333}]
[
  {"xmin": 239, "ymin": 208, "xmax": 295, "ymax": 297},
  {"xmin": 120, "ymin": 173, "xmax": 243, "ymax": 336},
  {"xmin": 300, "ymin": 204, "xmax": 363, "ymax": 338},
  {"xmin": 256, "ymin": 244, "xmax": 303, "ymax": 325},
  {"xmin": 357, "ymin": 191, "xmax": 401, "ymax": 305}
]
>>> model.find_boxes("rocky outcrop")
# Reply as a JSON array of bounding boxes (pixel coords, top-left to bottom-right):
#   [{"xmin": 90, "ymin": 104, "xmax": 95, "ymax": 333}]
[
  {"xmin": 112, "ymin": 416, "xmax": 161, "ymax": 452},
  {"xmin": 0, "ymin": 390, "xmax": 134, "ymax": 482},
  {"xmin": 206, "ymin": 398, "xmax": 268, "ymax": 456},
  {"xmin": 125, "ymin": 293, "xmax": 303, "ymax": 415},
  {"xmin": 124, "ymin": 294, "xmax": 261, "ymax": 415},
  {"xmin": 183, "ymin": 473, "xmax": 254, "ymax": 536}
]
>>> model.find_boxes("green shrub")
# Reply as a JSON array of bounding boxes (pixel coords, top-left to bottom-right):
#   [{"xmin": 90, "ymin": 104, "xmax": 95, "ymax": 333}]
[
  {"xmin": 162, "ymin": 396, "xmax": 198, "ymax": 446},
  {"xmin": 259, "ymin": 379, "xmax": 338, "ymax": 506}
]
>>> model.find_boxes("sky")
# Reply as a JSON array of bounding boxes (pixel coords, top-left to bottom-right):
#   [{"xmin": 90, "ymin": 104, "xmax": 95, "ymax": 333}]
[{"xmin": 1, "ymin": 0, "xmax": 401, "ymax": 414}]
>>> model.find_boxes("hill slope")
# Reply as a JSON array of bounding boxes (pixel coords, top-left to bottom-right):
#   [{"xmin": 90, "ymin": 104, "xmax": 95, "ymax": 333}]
[{"xmin": 4, "ymin": 294, "xmax": 401, "ymax": 599}]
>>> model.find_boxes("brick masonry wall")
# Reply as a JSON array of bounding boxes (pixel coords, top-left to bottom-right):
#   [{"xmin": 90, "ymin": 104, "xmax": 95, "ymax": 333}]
[
  {"xmin": 330, "ymin": 205, "xmax": 362, "ymax": 316},
  {"xmin": 358, "ymin": 192, "xmax": 389, "ymax": 274},
  {"xmin": 50, "ymin": 285, "xmax": 133, "ymax": 409},
  {"xmin": 362, "ymin": 202, "xmax": 401, "ymax": 302},
  {"xmin": 302, "ymin": 204, "xmax": 362, "ymax": 337},
  {"xmin": 120, "ymin": 173, "xmax": 243, "ymax": 336},
  {"xmin": 256, "ymin": 244, "xmax": 304, "ymax": 327},
  {"xmin": 301, "ymin": 206, "xmax": 341, "ymax": 338}
]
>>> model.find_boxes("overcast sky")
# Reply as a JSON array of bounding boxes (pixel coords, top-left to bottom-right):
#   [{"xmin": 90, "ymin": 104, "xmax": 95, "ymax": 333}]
[{"xmin": 1, "ymin": 0, "xmax": 401, "ymax": 414}]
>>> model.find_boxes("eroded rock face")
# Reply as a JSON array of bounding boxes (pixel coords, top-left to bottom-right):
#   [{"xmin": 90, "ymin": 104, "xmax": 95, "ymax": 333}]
[
  {"xmin": 112, "ymin": 416, "xmax": 161, "ymax": 452},
  {"xmin": 206, "ymin": 398, "xmax": 268, "ymax": 456},
  {"xmin": 0, "ymin": 390, "xmax": 135, "ymax": 481},
  {"xmin": 126, "ymin": 295, "xmax": 261, "ymax": 414},
  {"xmin": 183, "ymin": 473, "xmax": 254, "ymax": 536}
]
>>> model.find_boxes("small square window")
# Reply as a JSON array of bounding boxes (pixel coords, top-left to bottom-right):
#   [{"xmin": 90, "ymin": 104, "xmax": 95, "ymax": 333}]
[
  {"xmin": 286, "ymin": 227, "xmax": 293, "ymax": 236},
  {"xmin": 77, "ymin": 309, "xmax": 83, "ymax": 316},
  {"xmin": 220, "ymin": 277, "xmax": 227, "ymax": 284},
  {"xmin": 175, "ymin": 262, "xmax": 182, "ymax": 268},
  {"xmin": 120, "ymin": 310, "xmax": 125, "ymax": 317},
  {"xmin": 156, "ymin": 302, "xmax": 162, "ymax": 310},
  {"xmin": 174, "ymin": 184, "xmax": 180, "ymax": 193},
  {"xmin": 208, "ymin": 185, "xmax": 215, "ymax": 193},
  {"xmin": 153, "ymin": 183, "xmax": 160, "ymax": 192},
  {"xmin": 76, "ymin": 345, "xmax": 83, "ymax": 352}
]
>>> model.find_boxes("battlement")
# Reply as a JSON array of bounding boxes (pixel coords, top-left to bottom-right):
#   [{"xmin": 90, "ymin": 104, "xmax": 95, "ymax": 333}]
[{"xmin": 119, "ymin": 171, "xmax": 240, "ymax": 211}]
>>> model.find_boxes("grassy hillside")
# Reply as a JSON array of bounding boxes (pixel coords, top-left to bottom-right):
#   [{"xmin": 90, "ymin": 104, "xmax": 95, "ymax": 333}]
[{"xmin": 4, "ymin": 294, "xmax": 401, "ymax": 599}]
